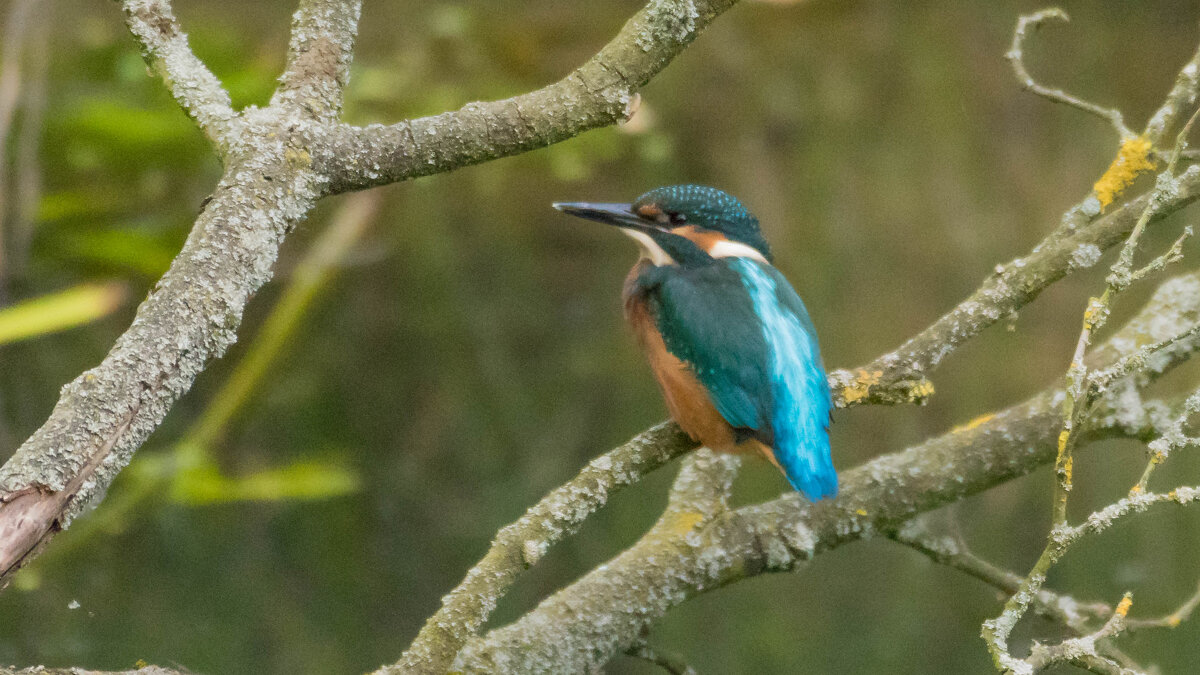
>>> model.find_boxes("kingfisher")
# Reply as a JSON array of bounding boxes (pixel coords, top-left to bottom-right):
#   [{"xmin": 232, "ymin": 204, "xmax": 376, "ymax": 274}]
[{"xmin": 554, "ymin": 185, "xmax": 836, "ymax": 500}]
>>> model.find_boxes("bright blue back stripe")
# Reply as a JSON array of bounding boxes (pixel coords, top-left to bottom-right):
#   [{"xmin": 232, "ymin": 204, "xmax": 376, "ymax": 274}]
[{"xmin": 731, "ymin": 259, "xmax": 836, "ymax": 500}]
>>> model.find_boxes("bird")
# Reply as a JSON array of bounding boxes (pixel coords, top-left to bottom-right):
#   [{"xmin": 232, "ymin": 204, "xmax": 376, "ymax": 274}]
[{"xmin": 553, "ymin": 184, "xmax": 836, "ymax": 500}]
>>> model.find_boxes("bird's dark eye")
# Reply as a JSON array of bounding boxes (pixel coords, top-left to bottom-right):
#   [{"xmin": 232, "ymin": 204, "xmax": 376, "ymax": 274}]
[{"xmin": 668, "ymin": 212, "xmax": 687, "ymax": 224}]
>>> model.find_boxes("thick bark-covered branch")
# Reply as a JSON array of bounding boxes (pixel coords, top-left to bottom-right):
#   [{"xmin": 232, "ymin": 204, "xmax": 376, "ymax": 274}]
[
  {"xmin": 0, "ymin": 0, "xmax": 743, "ymax": 593},
  {"xmin": 121, "ymin": 0, "xmax": 238, "ymax": 152},
  {"xmin": 453, "ymin": 272, "xmax": 1200, "ymax": 672},
  {"xmin": 387, "ymin": 422, "xmax": 694, "ymax": 674},
  {"xmin": 317, "ymin": 0, "xmax": 742, "ymax": 193},
  {"xmin": 399, "ymin": 161, "xmax": 1200, "ymax": 667},
  {"xmin": 0, "ymin": 110, "xmax": 328, "ymax": 584},
  {"xmin": 0, "ymin": 0, "xmax": 369, "ymax": 585}
]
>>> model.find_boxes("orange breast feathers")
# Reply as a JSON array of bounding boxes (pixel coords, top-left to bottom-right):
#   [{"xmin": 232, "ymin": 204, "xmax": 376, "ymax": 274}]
[
  {"xmin": 624, "ymin": 293, "xmax": 736, "ymax": 452},
  {"xmin": 624, "ymin": 292, "xmax": 779, "ymax": 466}
]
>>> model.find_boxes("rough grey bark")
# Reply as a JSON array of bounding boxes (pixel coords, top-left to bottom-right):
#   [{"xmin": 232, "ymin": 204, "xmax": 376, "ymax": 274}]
[
  {"xmin": 0, "ymin": 0, "xmax": 742, "ymax": 587},
  {"xmin": 5, "ymin": 1, "xmax": 1200, "ymax": 674},
  {"xmin": 454, "ymin": 272, "xmax": 1200, "ymax": 673},
  {"xmin": 317, "ymin": 0, "xmax": 741, "ymax": 193}
]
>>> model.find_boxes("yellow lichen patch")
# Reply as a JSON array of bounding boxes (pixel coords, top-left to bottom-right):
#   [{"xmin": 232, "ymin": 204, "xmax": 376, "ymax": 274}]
[
  {"xmin": 1167, "ymin": 613, "xmax": 1183, "ymax": 628},
  {"xmin": 1115, "ymin": 594, "xmax": 1134, "ymax": 618},
  {"xmin": 954, "ymin": 412, "xmax": 996, "ymax": 434},
  {"xmin": 665, "ymin": 511, "xmax": 705, "ymax": 536},
  {"xmin": 855, "ymin": 508, "xmax": 868, "ymax": 516},
  {"xmin": 284, "ymin": 146, "xmax": 312, "ymax": 169},
  {"xmin": 135, "ymin": 660, "xmax": 149, "ymax": 669},
  {"xmin": 841, "ymin": 369, "xmax": 883, "ymax": 405},
  {"xmin": 1063, "ymin": 454, "xmax": 1074, "ymax": 484},
  {"xmin": 1057, "ymin": 430, "xmax": 1071, "ymax": 456},
  {"xmin": 1093, "ymin": 135, "xmax": 1156, "ymax": 211},
  {"xmin": 909, "ymin": 379, "xmax": 936, "ymax": 401},
  {"xmin": 1129, "ymin": 484, "xmax": 1143, "ymax": 495}
]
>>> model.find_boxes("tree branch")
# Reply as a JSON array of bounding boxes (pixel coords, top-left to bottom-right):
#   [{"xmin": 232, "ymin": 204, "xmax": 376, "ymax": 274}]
[
  {"xmin": 983, "ymin": 102, "xmax": 1200, "ymax": 674},
  {"xmin": 828, "ymin": 166, "xmax": 1200, "ymax": 408},
  {"xmin": 387, "ymin": 422, "xmax": 694, "ymax": 674},
  {"xmin": 317, "ymin": 0, "xmax": 742, "ymax": 193},
  {"xmin": 889, "ymin": 519, "xmax": 1112, "ymax": 632},
  {"xmin": 270, "ymin": 0, "xmax": 362, "ymax": 118},
  {"xmin": 1145, "ymin": 41, "xmax": 1200, "ymax": 146},
  {"xmin": 452, "ymin": 270, "xmax": 1200, "ymax": 672},
  {"xmin": 120, "ymin": 0, "xmax": 238, "ymax": 152},
  {"xmin": 0, "ymin": 0, "xmax": 739, "ymax": 589}
]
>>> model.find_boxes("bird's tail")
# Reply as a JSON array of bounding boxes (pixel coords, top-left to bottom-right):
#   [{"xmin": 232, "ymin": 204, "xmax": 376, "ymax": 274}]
[{"xmin": 777, "ymin": 434, "xmax": 838, "ymax": 501}]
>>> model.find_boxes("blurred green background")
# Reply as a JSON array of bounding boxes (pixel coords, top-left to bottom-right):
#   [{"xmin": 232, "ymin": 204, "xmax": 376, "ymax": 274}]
[{"xmin": 3, "ymin": 0, "xmax": 1200, "ymax": 672}]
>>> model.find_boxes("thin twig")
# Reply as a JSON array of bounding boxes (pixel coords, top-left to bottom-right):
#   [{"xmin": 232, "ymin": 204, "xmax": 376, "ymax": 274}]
[
  {"xmin": 1054, "ymin": 107, "xmax": 1200, "ymax": 525},
  {"xmin": 1086, "ymin": 322, "xmax": 1200, "ymax": 400},
  {"xmin": 890, "ymin": 522, "xmax": 1110, "ymax": 632},
  {"xmin": 1027, "ymin": 594, "xmax": 1135, "ymax": 673},
  {"xmin": 1007, "ymin": 9, "xmax": 1133, "ymax": 139},
  {"xmin": 1127, "ymin": 580, "xmax": 1200, "ymax": 631},
  {"xmin": 1130, "ymin": 389, "xmax": 1200, "ymax": 495},
  {"xmin": 982, "ymin": 90, "xmax": 1200, "ymax": 673}
]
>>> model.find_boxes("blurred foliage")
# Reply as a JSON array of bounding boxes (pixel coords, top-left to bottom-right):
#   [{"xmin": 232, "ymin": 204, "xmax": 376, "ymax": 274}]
[
  {"xmin": 0, "ymin": 282, "xmax": 125, "ymax": 346},
  {"xmin": 3, "ymin": 1, "xmax": 1200, "ymax": 674}
]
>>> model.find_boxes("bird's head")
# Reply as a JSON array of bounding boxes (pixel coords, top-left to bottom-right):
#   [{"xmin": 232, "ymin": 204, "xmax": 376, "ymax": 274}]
[{"xmin": 554, "ymin": 184, "xmax": 772, "ymax": 266}]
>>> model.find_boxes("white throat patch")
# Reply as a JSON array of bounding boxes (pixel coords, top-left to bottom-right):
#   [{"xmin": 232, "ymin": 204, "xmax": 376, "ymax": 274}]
[
  {"xmin": 622, "ymin": 229, "xmax": 675, "ymax": 266},
  {"xmin": 707, "ymin": 239, "xmax": 769, "ymax": 263}
]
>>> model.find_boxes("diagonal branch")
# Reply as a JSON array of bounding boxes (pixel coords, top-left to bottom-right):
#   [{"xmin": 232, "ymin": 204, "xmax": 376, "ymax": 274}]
[
  {"xmin": 452, "ymin": 270, "xmax": 1200, "ymax": 672},
  {"xmin": 889, "ymin": 520, "xmax": 1112, "ymax": 632},
  {"xmin": 829, "ymin": 167, "xmax": 1200, "ymax": 407},
  {"xmin": 318, "ymin": 0, "xmax": 743, "ymax": 193},
  {"xmin": 402, "ymin": 157, "xmax": 1200, "ymax": 668},
  {"xmin": 120, "ymin": 0, "xmax": 238, "ymax": 152},
  {"xmin": 388, "ymin": 422, "xmax": 694, "ymax": 674},
  {"xmin": 0, "ymin": 0, "xmax": 746, "ymax": 599},
  {"xmin": 1145, "ymin": 41, "xmax": 1200, "ymax": 146}
]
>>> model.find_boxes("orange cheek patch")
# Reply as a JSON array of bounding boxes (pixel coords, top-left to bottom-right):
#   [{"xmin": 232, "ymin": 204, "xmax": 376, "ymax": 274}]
[{"xmin": 671, "ymin": 225, "xmax": 727, "ymax": 254}]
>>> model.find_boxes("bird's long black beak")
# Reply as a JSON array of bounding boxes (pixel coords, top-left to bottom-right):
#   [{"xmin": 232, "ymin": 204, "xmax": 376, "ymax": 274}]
[{"xmin": 552, "ymin": 202, "xmax": 660, "ymax": 232}]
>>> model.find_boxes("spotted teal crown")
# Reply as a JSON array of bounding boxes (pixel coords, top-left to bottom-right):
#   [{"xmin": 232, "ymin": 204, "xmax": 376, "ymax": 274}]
[{"xmin": 633, "ymin": 184, "xmax": 772, "ymax": 261}]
